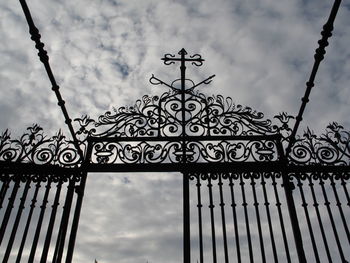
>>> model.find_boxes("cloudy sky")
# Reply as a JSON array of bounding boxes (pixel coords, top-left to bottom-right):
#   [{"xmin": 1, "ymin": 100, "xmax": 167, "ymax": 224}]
[{"xmin": 1, "ymin": 0, "xmax": 350, "ymax": 262}]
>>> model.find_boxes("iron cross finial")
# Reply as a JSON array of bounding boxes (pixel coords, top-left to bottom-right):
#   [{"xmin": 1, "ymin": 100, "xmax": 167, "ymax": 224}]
[
  {"xmin": 150, "ymin": 49, "xmax": 215, "ymax": 93},
  {"xmin": 179, "ymin": 48, "xmax": 187, "ymax": 55},
  {"xmin": 161, "ymin": 48, "xmax": 204, "ymax": 67},
  {"xmin": 160, "ymin": 49, "xmax": 206, "ymax": 93}
]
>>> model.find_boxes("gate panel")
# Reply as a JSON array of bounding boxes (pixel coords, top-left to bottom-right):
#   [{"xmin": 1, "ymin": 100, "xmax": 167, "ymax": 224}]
[
  {"xmin": 0, "ymin": 172, "xmax": 86, "ymax": 263},
  {"xmin": 291, "ymin": 172, "xmax": 350, "ymax": 263},
  {"xmin": 189, "ymin": 172, "xmax": 350, "ymax": 263}
]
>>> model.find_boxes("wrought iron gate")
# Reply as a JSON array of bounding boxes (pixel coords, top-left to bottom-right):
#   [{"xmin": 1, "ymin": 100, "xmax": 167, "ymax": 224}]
[{"xmin": 1, "ymin": 0, "xmax": 349, "ymax": 262}]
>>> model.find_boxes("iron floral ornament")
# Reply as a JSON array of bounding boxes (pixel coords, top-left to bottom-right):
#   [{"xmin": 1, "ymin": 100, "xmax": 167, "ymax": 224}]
[
  {"xmin": 0, "ymin": 125, "xmax": 81, "ymax": 168},
  {"xmin": 74, "ymin": 49, "xmax": 284, "ymax": 170},
  {"xmin": 75, "ymin": 90, "xmax": 282, "ymax": 166},
  {"xmin": 1, "ymin": 50, "xmax": 350, "ymax": 170}
]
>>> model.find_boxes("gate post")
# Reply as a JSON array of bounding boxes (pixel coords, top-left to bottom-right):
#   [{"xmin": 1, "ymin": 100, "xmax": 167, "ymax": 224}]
[
  {"xmin": 65, "ymin": 171, "xmax": 88, "ymax": 263},
  {"xmin": 277, "ymin": 140, "xmax": 307, "ymax": 263},
  {"xmin": 282, "ymin": 172, "xmax": 307, "ymax": 263},
  {"xmin": 183, "ymin": 172, "xmax": 191, "ymax": 263}
]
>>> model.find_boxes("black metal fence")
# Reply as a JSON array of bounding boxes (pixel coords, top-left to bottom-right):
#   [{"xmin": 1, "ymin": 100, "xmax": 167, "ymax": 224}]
[
  {"xmin": 189, "ymin": 172, "xmax": 350, "ymax": 263},
  {"xmin": 0, "ymin": 171, "xmax": 86, "ymax": 263},
  {"xmin": 0, "ymin": 0, "xmax": 347, "ymax": 261}
]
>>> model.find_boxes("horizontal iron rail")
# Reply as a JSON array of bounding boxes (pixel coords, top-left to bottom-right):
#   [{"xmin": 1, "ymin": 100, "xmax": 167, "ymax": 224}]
[
  {"xmin": 84, "ymin": 161, "xmax": 285, "ymax": 173},
  {"xmin": 286, "ymin": 164, "xmax": 350, "ymax": 173},
  {"xmin": 2, "ymin": 161, "xmax": 350, "ymax": 174},
  {"xmin": 88, "ymin": 134, "xmax": 281, "ymax": 143},
  {"xmin": 0, "ymin": 162, "xmax": 81, "ymax": 175}
]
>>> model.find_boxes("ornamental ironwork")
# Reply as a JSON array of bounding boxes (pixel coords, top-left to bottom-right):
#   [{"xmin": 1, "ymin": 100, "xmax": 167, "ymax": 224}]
[
  {"xmin": 3, "ymin": 97, "xmax": 350, "ymax": 169},
  {"xmin": 0, "ymin": 125, "xmax": 81, "ymax": 167},
  {"xmin": 1, "ymin": 0, "xmax": 349, "ymax": 262},
  {"xmin": 1, "ymin": 47, "xmax": 350, "ymax": 263}
]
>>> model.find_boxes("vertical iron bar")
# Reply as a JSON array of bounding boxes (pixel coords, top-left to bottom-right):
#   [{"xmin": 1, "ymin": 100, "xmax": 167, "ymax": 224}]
[
  {"xmin": 341, "ymin": 177, "xmax": 350, "ymax": 207},
  {"xmin": 271, "ymin": 174, "xmax": 291, "ymax": 263},
  {"xmin": 52, "ymin": 220, "xmax": 63, "ymax": 262},
  {"xmin": 282, "ymin": 173, "xmax": 307, "ymax": 263},
  {"xmin": 218, "ymin": 173, "xmax": 229, "ymax": 263},
  {"xmin": 240, "ymin": 173, "xmax": 253, "ymax": 263},
  {"xmin": 66, "ymin": 172, "xmax": 88, "ymax": 263},
  {"xmin": 180, "ymin": 48, "xmax": 187, "ymax": 138},
  {"xmin": 0, "ymin": 177, "xmax": 20, "ymax": 246},
  {"xmin": 307, "ymin": 176, "xmax": 332, "ymax": 262},
  {"xmin": 40, "ymin": 179, "xmax": 63, "ymax": 263},
  {"xmin": 319, "ymin": 177, "xmax": 346, "ymax": 261},
  {"xmin": 0, "ymin": 177, "xmax": 10, "ymax": 210},
  {"xmin": 178, "ymin": 49, "xmax": 190, "ymax": 263},
  {"xmin": 3, "ymin": 178, "xmax": 31, "ymax": 263},
  {"xmin": 28, "ymin": 177, "xmax": 52, "ymax": 263},
  {"xmin": 296, "ymin": 176, "xmax": 320, "ymax": 262},
  {"xmin": 196, "ymin": 174, "xmax": 204, "ymax": 263},
  {"xmin": 261, "ymin": 174, "xmax": 278, "ymax": 263},
  {"xmin": 16, "ymin": 180, "xmax": 41, "ymax": 263},
  {"xmin": 207, "ymin": 175, "xmax": 217, "ymax": 263},
  {"xmin": 158, "ymin": 101, "xmax": 162, "ymax": 136},
  {"xmin": 53, "ymin": 177, "xmax": 75, "ymax": 263},
  {"xmin": 229, "ymin": 175, "xmax": 241, "ymax": 263},
  {"xmin": 205, "ymin": 102, "xmax": 211, "ymax": 136},
  {"xmin": 251, "ymin": 175, "xmax": 266, "ymax": 263},
  {"xmin": 183, "ymin": 172, "xmax": 190, "ymax": 263},
  {"xmin": 0, "ymin": 178, "xmax": 6, "ymax": 203},
  {"xmin": 277, "ymin": 137, "xmax": 307, "ymax": 263},
  {"xmin": 330, "ymin": 176, "xmax": 350, "ymax": 245}
]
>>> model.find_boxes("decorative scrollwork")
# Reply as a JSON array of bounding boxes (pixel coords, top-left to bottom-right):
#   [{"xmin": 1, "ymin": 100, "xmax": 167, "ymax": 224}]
[
  {"xmin": 0, "ymin": 125, "xmax": 82, "ymax": 167},
  {"xmin": 286, "ymin": 123, "xmax": 350, "ymax": 165},
  {"xmin": 71, "ymin": 89, "xmax": 350, "ymax": 168},
  {"xmin": 161, "ymin": 53, "xmax": 176, "ymax": 65},
  {"xmin": 76, "ymin": 90, "xmax": 279, "ymax": 140},
  {"xmin": 88, "ymin": 139, "xmax": 279, "ymax": 165},
  {"xmin": 2, "ymin": 93, "xmax": 350, "ymax": 170},
  {"xmin": 2, "ymin": 49, "xmax": 350, "ymax": 171},
  {"xmin": 190, "ymin": 54, "xmax": 204, "ymax": 66}
]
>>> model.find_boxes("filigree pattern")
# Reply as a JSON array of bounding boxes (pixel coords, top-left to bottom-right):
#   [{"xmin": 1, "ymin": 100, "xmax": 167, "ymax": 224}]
[
  {"xmin": 75, "ymin": 89, "xmax": 279, "ymax": 139},
  {"xmin": 0, "ymin": 125, "xmax": 82, "ymax": 167},
  {"xmin": 1, "ymin": 93, "xmax": 350, "ymax": 169},
  {"xmin": 288, "ymin": 123, "xmax": 350, "ymax": 165},
  {"xmin": 89, "ymin": 139, "xmax": 279, "ymax": 165}
]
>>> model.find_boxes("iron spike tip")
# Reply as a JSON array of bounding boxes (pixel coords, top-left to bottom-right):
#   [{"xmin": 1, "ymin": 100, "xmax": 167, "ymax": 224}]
[{"xmin": 178, "ymin": 48, "xmax": 187, "ymax": 55}]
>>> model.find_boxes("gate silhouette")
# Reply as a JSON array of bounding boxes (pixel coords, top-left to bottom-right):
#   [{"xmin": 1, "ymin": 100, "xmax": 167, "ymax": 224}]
[{"xmin": 1, "ymin": 0, "xmax": 349, "ymax": 262}]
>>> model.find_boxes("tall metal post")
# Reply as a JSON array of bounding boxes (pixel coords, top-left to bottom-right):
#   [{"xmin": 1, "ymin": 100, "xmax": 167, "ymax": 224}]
[
  {"xmin": 277, "ymin": 140, "xmax": 307, "ymax": 263},
  {"xmin": 285, "ymin": 0, "xmax": 342, "ymax": 158},
  {"xmin": 282, "ymin": 174, "xmax": 307, "ymax": 263},
  {"xmin": 183, "ymin": 172, "xmax": 190, "ymax": 263},
  {"xmin": 161, "ymin": 48, "xmax": 204, "ymax": 263},
  {"xmin": 65, "ymin": 172, "xmax": 88, "ymax": 263},
  {"xmin": 180, "ymin": 48, "xmax": 190, "ymax": 263}
]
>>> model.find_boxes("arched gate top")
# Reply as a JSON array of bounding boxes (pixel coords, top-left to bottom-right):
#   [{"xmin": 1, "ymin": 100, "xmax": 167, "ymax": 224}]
[{"xmin": 1, "ymin": 50, "xmax": 350, "ymax": 172}]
